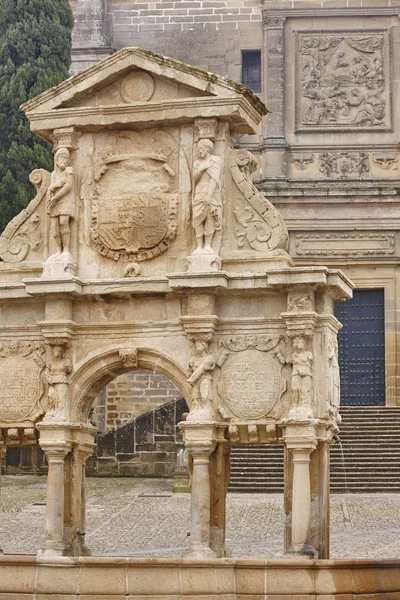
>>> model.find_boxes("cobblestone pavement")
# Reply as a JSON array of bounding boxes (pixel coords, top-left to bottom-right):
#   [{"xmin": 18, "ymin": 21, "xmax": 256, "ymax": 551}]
[{"xmin": 1, "ymin": 475, "xmax": 400, "ymax": 559}]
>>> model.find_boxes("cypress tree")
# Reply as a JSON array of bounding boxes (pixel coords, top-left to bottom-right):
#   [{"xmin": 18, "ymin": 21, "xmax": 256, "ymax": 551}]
[{"xmin": 0, "ymin": 0, "xmax": 73, "ymax": 231}]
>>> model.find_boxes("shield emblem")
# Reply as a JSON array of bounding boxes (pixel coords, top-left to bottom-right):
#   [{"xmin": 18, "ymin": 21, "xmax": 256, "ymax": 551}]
[{"xmin": 91, "ymin": 153, "xmax": 178, "ymax": 261}]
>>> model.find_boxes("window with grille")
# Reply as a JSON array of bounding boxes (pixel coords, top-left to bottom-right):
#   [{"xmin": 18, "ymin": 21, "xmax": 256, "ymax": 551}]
[{"xmin": 241, "ymin": 50, "xmax": 262, "ymax": 93}]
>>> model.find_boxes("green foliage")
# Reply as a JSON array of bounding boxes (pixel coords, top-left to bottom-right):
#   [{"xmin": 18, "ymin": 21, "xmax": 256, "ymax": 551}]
[{"xmin": 0, "ymin": 0, "xmax": 73, "ymax": 231}]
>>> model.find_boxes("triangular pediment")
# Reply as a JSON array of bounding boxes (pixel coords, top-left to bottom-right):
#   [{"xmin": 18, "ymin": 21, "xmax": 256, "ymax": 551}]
[
  {"xmin": 63, "ymin": 68, "xmax": 211, "ymax": 109},
  {"xmin": 22, "ymin": 48, "xmax": 264, "ymax": 115}
]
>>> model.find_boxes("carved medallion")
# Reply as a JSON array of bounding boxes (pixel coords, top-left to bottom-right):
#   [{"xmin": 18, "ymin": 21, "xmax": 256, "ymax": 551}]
[
  {"xmin": 121, "ymin": 71, "xmax": 155, "ymax": 103},
  {"xmin": 297, "ymin": 32, "xmax": 390, "ymax": 130},
  {"xmin": 218, "ymin": 336, "xmax": 286, "ymax": 420},
  {"xmin": 90, "ymin": 131, "xmax": 178, "ymax": 262},
  {"xmin": 0, "ymin": 342, "xmax": 46, "ymax": 425}
]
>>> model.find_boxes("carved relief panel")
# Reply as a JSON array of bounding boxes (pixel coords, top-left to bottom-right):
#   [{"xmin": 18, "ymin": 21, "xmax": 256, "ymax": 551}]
[
  {"xmin": 0, "ymin": 341, "xmax": 47, "ymax": 426},
  {"xmin": 296, "ymin": 31, "xmax": 391, "ymax": 131}
]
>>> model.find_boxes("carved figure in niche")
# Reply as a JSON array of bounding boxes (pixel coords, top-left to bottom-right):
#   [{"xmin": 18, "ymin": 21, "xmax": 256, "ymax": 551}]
[
  {"xmin": 192, "ymin": 139, "xmax": 222, "ymax": 254},
  {"xmin": 47, "ymin": 148, "xmax": 75, "ymax": 259},
  {"xmin": 287, "ymin": 336, "xmax": 314, "ymax": 418},
  {"xmin": 44, "ymin": 341, "xmax": 72, "ymax": 422},
  {"xmin": 187, "ymin": 334, "xmax": 216, "ymax": 421},
  {"xmin": 328, "ymin": 335, "xmax": 341, "ymax": 424}
]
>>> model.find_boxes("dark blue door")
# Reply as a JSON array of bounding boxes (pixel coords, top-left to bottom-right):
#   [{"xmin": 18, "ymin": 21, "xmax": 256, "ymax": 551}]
[{"xmin": 334, "ymin": 289, "xmax": 385, "ymax": 406}]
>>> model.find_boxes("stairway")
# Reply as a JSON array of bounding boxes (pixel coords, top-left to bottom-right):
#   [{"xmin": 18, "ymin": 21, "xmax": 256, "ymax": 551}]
[{"xmin": 228, "ymin": 407, "xmax": 400, "ymax": 493}]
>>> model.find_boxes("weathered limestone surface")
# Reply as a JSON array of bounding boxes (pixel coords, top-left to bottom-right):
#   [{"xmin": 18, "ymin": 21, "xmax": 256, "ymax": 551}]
[
  {"xmin": 0, "ymin": 49, "xmax": 352, "ymax": 563},
  {"xmin": 67, "ymin": 0, "xmax": 400, "ymax": 408}
]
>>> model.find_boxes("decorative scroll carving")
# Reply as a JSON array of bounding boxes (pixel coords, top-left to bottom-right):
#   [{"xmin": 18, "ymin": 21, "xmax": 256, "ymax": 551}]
[
  {"xmin": 220, "ymin": 335, "xmax": 283, "ymax": 353},
  {"xmin": 287, "ymin": 335, "xmax": 314, "ymax": 419},
  {"xmin": 91, "ymin": 131, "xmax": 178, "ymax": 263},
  {"xmin": 43, "ymin": 339, "xmax": 72, "ymax": 423},
  {"xmin": 0, "ymin": 169, "xmax": 49, "ymax": 263},
  {"xmin": 299, "ymin": 33, "xmax": 388, "ymax": 129},
  {"xmin": 119, "ymin": 348, "xmax": 138, "ymax": 369},
  {"xmin": 373, "ymin": 152, "xmax": 398, "ymax": 170},
  {"xmin": 230, "ymin": 149, "xmax": 289, "ymax": 253},
  {"xmin": 291, "ymin": 153, "xmax": 314, "ymax": 170},
  {"xmin": 0, "ymin": 341, "xmax": 46, "ymax": 424},
  {"xmin": 318, "ymin": 152, "xmax": 369, "ymax": 178},
  {"xmin": 296, "ymin": 232, "xmax": 395, "ymax": 256},
  {"xmin": 218, "ymin": 335, "xmax": 286, "ymax": 420},
  {"xmin": 191, "ymin": 139, "xmax": 222, "ymax": 255},
  {"xmin": 186, "ymin": 334, "xmax": 217, "ymax": 422}
]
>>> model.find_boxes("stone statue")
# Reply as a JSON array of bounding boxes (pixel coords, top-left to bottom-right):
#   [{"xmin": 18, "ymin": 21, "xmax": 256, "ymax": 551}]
[
  {"xmin": 47, "ymin": 147, "xmax": 75, "ymax": 259},
  {"xmin": 44, "ymin": 341, "xmax": 72, "ymax": 422},
  {"xmin": 192, "ymin": 139, "xmax": 222, "ymax": 254},
  {"xmin": 186, "ymin": 334, "xmax": 216, "ymax": 421},
  {"xmin": 287, "ymin": 336, "xmax": 314, "ymax": 418},
  {"xmin": 328, "ymin": 335, "xmax": 341, "ymax": 423}
]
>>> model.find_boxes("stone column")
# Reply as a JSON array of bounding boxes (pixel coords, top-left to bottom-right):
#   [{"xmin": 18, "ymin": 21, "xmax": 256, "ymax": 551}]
[
  {"xmin": 291, "ymin": 448, "xmax": 313, "ymax": 552},
  {"xmin": 0, "ymin": 434, "xmax": 4, "ymax": 553},
  {"xmin": 64, "ymin": 443, "xmax": 94, "ymax": 556},
  {"xmin": 262, "ymin": 15, "xmax": 287, "ymax": 179},
  {"xmin": 184, "ymin": 442, "xmax": 216, "ymax": 558},
  {"xmin": 210, "ymin": 441, "xmax": 231, "ymax": 557},
  {"xmin": 282, "ymin": 420, "xmax": 317, "ymax": 557},
  {"xmin": 39, "ymin": 444, "xmax": 71, "ymax": 557}
]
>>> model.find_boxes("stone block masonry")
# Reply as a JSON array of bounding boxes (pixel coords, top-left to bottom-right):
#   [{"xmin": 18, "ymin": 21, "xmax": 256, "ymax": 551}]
[
  {"xmin": 105, "ymin": 0, "xmax": 263, "ymax": 81},
  {"xmin": 92, "ymin": 369, "xmax": 182, "ymax": 432}
]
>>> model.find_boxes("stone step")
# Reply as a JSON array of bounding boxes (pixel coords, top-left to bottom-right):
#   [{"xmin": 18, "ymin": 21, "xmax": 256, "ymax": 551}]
[{"xmin": 229, "ymin": 407, "xmax": 400, "ymax": 493}]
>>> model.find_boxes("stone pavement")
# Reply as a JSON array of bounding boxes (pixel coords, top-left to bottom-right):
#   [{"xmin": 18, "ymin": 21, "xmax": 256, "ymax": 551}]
[{"xmin": 1, "ymin": 475, "xmax": 400, "ymax": 559}]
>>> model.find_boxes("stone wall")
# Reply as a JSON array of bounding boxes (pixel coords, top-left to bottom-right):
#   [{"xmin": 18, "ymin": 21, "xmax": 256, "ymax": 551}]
[
  {"xmin": 92, "ymin": 370, "xmax": 182, "ymax": 432},
  {"xmin": 88, "ymin": 396, "xmax": 188, "ymax": 477}
]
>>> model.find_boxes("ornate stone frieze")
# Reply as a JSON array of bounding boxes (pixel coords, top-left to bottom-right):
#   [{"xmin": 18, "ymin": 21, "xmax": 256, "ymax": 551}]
[
  {"xmin": 291, "ymin": 153, "xmax": 314, "ymax": 171},
  {"xmin": 318, "ymin": 152, "xmax": 369, "ymax": 178},
  {"xmin": 0, "ymin": 341, "xmax": 46, "ymax": 425},
  {"xmin": 296, "ymin": 232, "xmax": 395, "ymax": 256},
  {"xmin": 90, "ymin": 130, "xmax": 179, "ymax": 263},
  {"xmin": 217, "ymin": 335, "xmax": 286, "ymax": 420},
  {"xmin": 297, "ymin": 32, "xmax": 389, "ymax": 130},
  {"xmin": 0, "ymin": 169, "xmax": 49, "ymax": 263},
  {"xmin": 372, "ymin": 152, "xmax": 399, "ymax": 170},
  {"xmin": 230, "ymin": 149, "xmax": 289, "ymax": 253}
]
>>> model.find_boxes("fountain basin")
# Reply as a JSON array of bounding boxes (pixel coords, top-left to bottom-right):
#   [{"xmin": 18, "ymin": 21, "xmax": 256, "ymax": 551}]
[{"xmin": 0, "ymin": 554, "xmax": 398, "ymax": 598}]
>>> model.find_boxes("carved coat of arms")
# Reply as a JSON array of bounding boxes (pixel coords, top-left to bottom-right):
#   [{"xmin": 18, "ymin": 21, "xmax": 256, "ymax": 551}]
[{"xmin": 90, "ymin": 134, "xmax": 178, "ymax": 262}]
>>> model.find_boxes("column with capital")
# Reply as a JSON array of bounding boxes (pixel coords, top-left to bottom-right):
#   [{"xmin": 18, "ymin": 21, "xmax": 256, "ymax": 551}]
[{"xmin": 38, "ymin": 442, "xmax": 71, "ymax": 558}]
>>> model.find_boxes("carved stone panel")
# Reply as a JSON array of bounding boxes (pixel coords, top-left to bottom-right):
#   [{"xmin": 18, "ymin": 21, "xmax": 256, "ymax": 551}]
[
  {"xmin": 218, "ymin": 336, "xmax": 286, "ymax": 420},
  {"xmin": 0, "ymin": 342, "xmax": 46, "ymax": 425},
  {"xmin": 297, "ymin": 31, "xmax": 390, "ymax": 131},
  {"xmin": 296, "ymin": 232, "xmax": 395, "ymax": 257}
]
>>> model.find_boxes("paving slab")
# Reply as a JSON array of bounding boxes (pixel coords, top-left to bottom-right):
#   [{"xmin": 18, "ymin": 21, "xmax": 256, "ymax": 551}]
[{"xmin": 1, "ymin": 475, "xmax": 399, "ymax": 559}]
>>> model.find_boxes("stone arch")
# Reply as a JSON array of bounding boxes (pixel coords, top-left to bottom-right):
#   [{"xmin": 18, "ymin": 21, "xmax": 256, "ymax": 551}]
[{"xmin": 70, "ymin": 345, "xmax": 191, "ymax": 423}]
